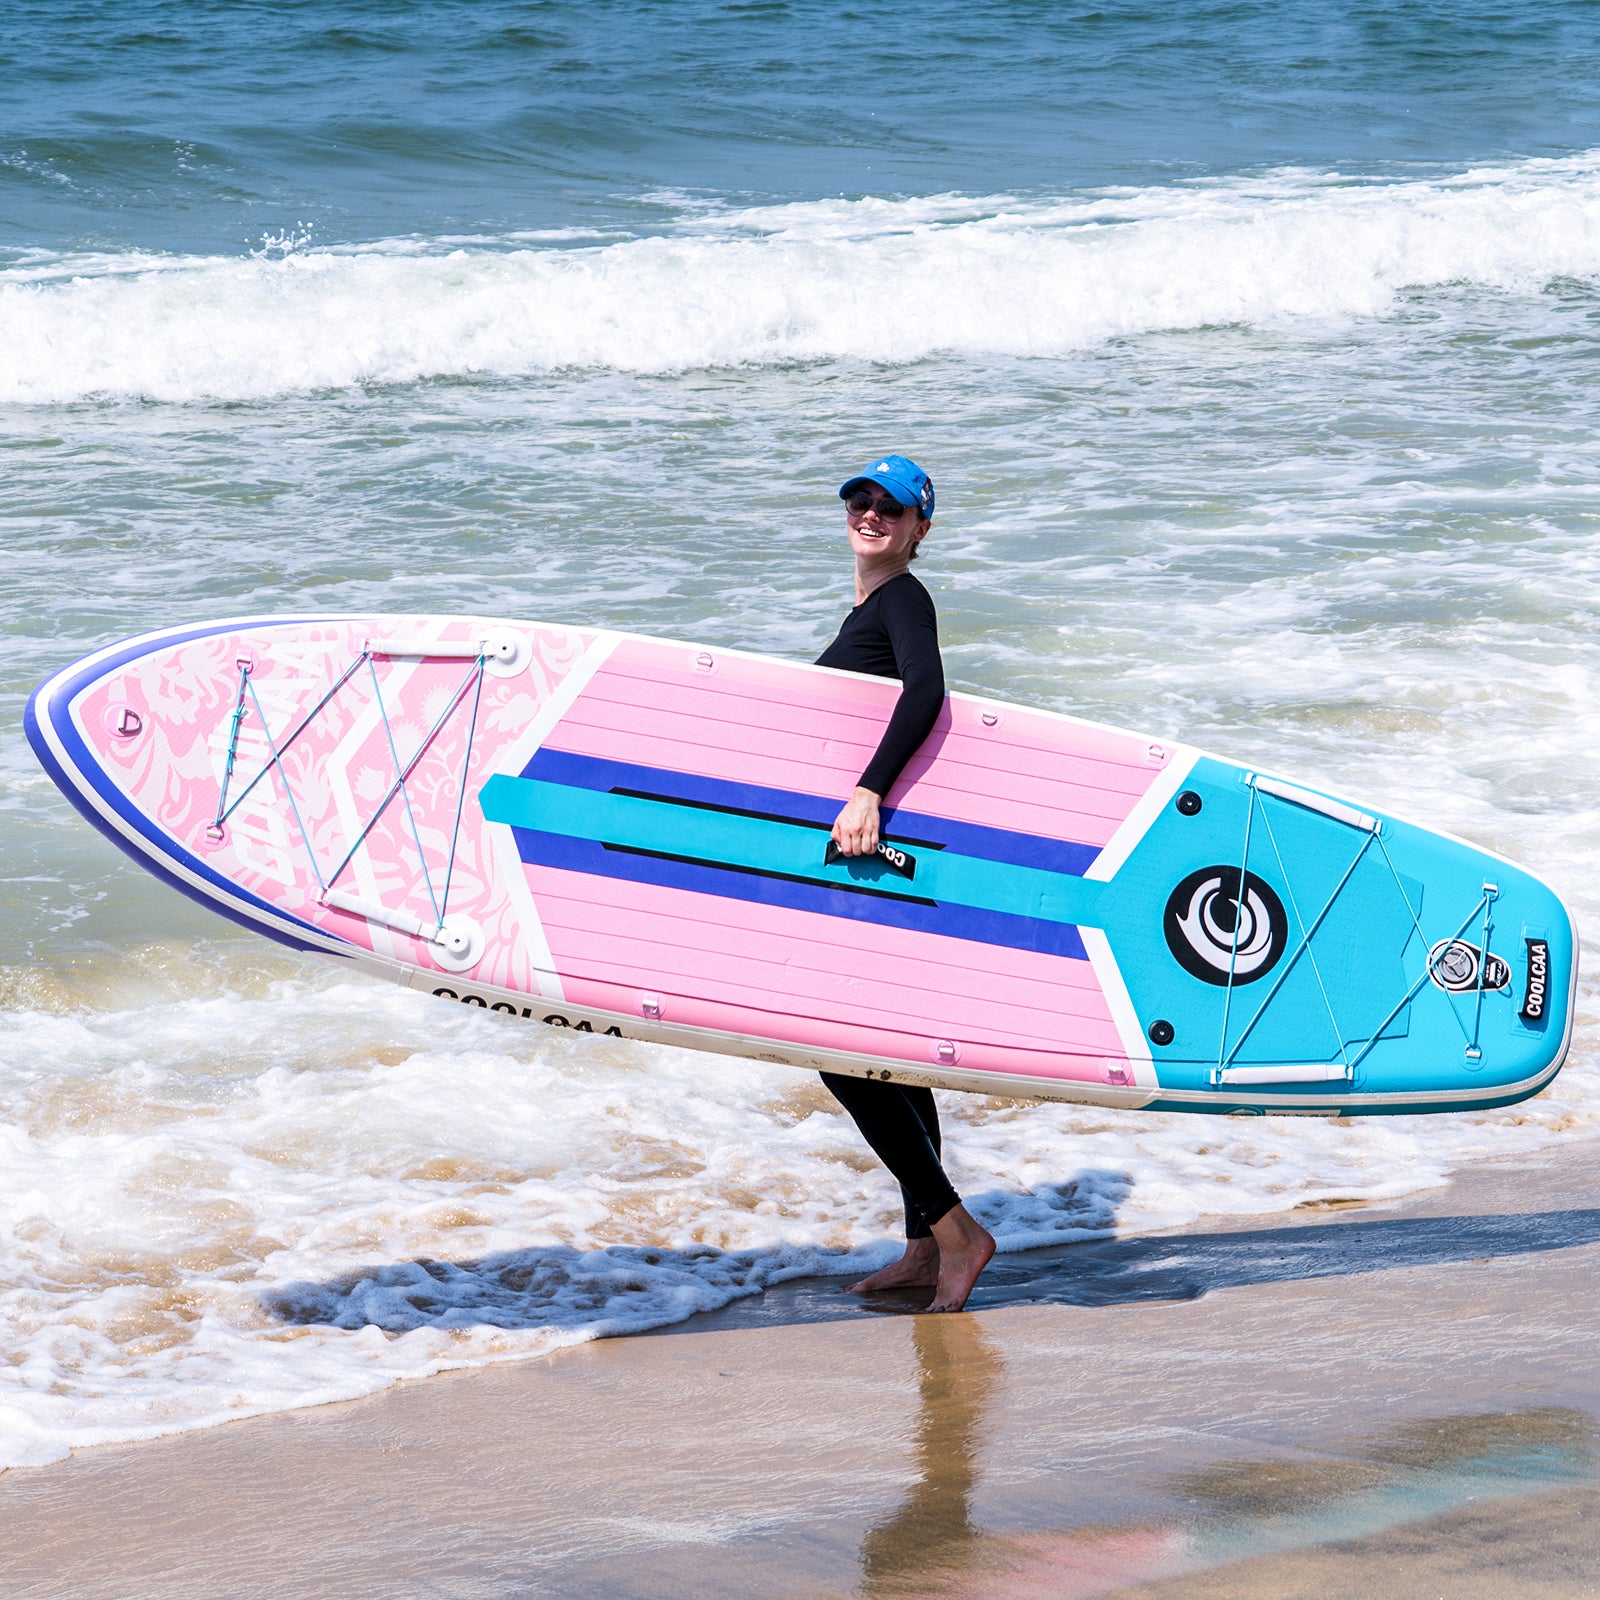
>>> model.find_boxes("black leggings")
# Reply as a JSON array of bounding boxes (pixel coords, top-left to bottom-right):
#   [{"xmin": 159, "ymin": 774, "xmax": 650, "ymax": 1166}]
[{"xmin": 821, "ymin": 1074, "xmax": 961, "ymax": 1239}]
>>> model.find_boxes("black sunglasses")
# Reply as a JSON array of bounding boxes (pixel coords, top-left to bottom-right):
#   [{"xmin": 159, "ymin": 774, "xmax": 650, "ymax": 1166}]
[{"xmin": 846, "ymin": 491, "xmax": 912, "ymax": 520}]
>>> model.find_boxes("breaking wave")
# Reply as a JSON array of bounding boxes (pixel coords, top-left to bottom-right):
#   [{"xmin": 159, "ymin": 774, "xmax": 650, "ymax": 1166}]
[{"xmin": 7, "ymin": 154, "xmax": 1600, "ymax": 403}]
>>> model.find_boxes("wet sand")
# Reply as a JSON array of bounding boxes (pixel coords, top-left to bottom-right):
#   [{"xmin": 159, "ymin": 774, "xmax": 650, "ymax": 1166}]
[
  {"xmin": 6, "ymin": 1138, "xmax": 1600, "ymax": 1599},
  {"xmin": 1103, "ymin": 1483, "xmax": 1600, "ymax": 1599}
]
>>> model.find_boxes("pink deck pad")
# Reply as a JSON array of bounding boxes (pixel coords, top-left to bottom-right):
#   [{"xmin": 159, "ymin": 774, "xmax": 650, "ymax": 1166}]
[
  {"xmin": 548, "ymin": 637, "xmax": 1165, "ymax": 845},
  {"xmin": 526, "ymin": 635, "xmax": 1169, "ymax": 1082},
  {"xmin": 70, "ymin": 619, "xmax": 1168, "ymax": 1084},
  {"xmin": 530, "ymin": 863, "xmax": 1127, "ymax": 1079}
]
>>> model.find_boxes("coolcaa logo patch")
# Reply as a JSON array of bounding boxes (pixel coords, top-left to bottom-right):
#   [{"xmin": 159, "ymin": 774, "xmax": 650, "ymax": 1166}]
[
  {"xmin": 1163, "ymin": 866, "xmax": 1288, "ymax": 986},
  {"xmin": 1522, "ymin": 938, "xmax": 1551, "ymax": 1020}
]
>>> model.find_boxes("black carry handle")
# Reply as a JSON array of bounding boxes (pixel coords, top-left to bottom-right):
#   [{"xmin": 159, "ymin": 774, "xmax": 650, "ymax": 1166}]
[{"xmin": 824, "ymin": 838, "xmax": 917, "ymax": 880}]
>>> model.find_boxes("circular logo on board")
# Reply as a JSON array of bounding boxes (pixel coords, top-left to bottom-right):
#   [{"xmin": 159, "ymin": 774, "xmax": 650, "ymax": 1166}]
[{"xmin": 1164, "ymin": 866, "xmax": 1288, "ymax": 987}]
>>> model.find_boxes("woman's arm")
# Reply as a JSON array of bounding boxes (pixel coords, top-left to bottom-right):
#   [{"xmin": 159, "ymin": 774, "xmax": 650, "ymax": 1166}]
[{"xmin": 832, "ymin": 582, "xmax": 945, "ymax": 855}]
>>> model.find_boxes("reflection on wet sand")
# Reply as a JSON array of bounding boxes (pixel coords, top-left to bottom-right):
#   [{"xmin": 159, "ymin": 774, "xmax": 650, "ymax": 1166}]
[
  {"xmin": 1173, "ymin": 1406, "xmax": 1597, "ymax": 1523},
  {"xmin": 858, "ymin": 1316, "xmax": 1002, "ymax": 1596},
  {"xmin": 848, "ymin": 1401, "xmax": 1598, "ymax": 1599}
]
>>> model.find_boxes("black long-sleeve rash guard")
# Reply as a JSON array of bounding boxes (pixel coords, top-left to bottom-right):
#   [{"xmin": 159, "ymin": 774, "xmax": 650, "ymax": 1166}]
[{"xmin": 814, "ymin": 571, "xmax": 946, "ymax": 799}]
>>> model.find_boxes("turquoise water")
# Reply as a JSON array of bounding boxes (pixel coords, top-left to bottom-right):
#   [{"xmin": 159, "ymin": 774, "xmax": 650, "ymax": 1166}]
[{"xmin": 4, "ymin": 0, "xmax": 1600, "ymax": 1468}]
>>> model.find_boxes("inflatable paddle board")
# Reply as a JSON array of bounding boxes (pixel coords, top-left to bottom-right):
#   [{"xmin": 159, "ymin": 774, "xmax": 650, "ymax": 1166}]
[{"xmin": 26, "ymin": 615, "xmax": 1577, "ymax": 1116}]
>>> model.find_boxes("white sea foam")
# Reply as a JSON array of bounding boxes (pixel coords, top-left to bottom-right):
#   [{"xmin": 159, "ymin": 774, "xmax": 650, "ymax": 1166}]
[
  {"xmin": 7, "ymin": 155, "xmax": 1600, "ymax": 403},
  {"xmin": 1, "ymin": 954, "xmax": 1595, "ymax": 1469}
]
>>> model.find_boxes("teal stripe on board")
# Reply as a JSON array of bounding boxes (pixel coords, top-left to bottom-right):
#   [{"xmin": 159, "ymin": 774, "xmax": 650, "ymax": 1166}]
[{"xmin": 477, "ymin": 775, "xmax": 1107, "ymax": 929}]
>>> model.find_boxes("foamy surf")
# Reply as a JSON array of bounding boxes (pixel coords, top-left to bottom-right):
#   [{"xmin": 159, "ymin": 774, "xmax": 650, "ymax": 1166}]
[
  {"xmin": 7, "ymin": 155, "xmax": 1600, "ymax": 403},
  {"xmin": 1, "ymin": 949, "xmax": 1595, "ymax": 1469}
]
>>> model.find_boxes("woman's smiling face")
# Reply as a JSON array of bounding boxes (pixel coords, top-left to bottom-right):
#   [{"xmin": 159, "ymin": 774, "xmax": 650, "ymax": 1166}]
[{"xmin": 845, "ymin": 485, "xmax": 929, "ymax": 562}]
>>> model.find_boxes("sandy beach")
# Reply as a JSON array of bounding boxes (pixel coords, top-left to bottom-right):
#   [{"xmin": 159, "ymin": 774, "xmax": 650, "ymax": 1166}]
[{"xmin": 3, "ymin": 1135, "xmax": 1598, "ymax": 1599}]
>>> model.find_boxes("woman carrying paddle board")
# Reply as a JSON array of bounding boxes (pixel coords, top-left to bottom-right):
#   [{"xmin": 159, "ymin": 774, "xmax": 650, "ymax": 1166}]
[{"xmin": 815, "ymin": 455, "xmax": 996, "ymax": 1312}]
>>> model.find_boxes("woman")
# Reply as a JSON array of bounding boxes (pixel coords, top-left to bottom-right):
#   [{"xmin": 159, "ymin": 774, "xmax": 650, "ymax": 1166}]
[{"xmin": 816, "ymin": 454, "xmax": 997, "ymax": 1313}]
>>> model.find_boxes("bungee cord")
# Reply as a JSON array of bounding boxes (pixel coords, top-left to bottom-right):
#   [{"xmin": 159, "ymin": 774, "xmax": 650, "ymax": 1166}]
[
  {"xmin": 209, "ymin": 643, "xmax": 490, "ymax": 939},
  {"xmin": 1254, "ymin": 796, "xmax": 1356, "ymax": 1080},
  {"xmin": 1211, "ymin": 782, "xmax": 1505, "ymax": 1084}
]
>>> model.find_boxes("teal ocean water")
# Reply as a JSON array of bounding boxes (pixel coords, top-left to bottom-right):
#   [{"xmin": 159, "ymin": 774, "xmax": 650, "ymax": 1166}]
[{"xmin": 4, "ymin": 0, "xmax": 1600, "ymax": 1466}]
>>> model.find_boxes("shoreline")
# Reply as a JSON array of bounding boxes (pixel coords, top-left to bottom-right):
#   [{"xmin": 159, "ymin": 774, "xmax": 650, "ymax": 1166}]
[{"xmin": 5, "ymin": 1134, "xmax": 1600, "ymax": 1597}]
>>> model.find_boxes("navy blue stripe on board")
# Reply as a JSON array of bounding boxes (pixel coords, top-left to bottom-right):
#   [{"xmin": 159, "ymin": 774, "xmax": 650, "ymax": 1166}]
[
  {"xmin": 509, "ymin": 825, "xmax": 1090, "ymax": 962},
  {"xmin": 521, "ymin": 746, "xmax": 1102, "ymax": 878}
]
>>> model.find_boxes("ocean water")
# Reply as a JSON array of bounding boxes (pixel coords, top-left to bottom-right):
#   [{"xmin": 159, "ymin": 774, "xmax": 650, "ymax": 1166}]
[{"xmin": 5, "ymin": 0, "xmax": 1600, "ymax": 1468}]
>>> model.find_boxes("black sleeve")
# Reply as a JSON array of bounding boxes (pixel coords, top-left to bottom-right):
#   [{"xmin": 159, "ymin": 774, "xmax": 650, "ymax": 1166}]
[{"xmin": 858, "ymin": 580, "xmax": 945, "ymax": 798}]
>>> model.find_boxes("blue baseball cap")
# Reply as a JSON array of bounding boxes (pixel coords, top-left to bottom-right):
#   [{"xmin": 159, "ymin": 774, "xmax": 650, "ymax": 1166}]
[{"xmin": 839, "ymin": 454, "xmax": 935, "ymax": 520}]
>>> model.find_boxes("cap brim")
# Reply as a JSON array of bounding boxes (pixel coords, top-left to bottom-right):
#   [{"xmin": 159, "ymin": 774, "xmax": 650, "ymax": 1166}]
[{"xmin": 839, "ymin": 473, "xmax": 927, "ymax": 511}]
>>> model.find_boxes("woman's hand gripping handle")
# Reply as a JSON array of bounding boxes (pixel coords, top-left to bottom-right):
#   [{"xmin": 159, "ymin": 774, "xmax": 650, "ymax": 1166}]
[{"xmin": 830, "ymin": 786, "xmax": 882, "ymax": 856}]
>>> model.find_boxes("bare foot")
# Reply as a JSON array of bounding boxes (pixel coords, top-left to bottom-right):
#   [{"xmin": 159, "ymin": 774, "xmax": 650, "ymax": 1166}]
[
  {"xmin": 846, "ymin": 1237, "xmax": 939, "ymax": 1294},
  {"xmin": 926, "ymin": 1205, "xmax": 996, "ymax": 1312}
]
